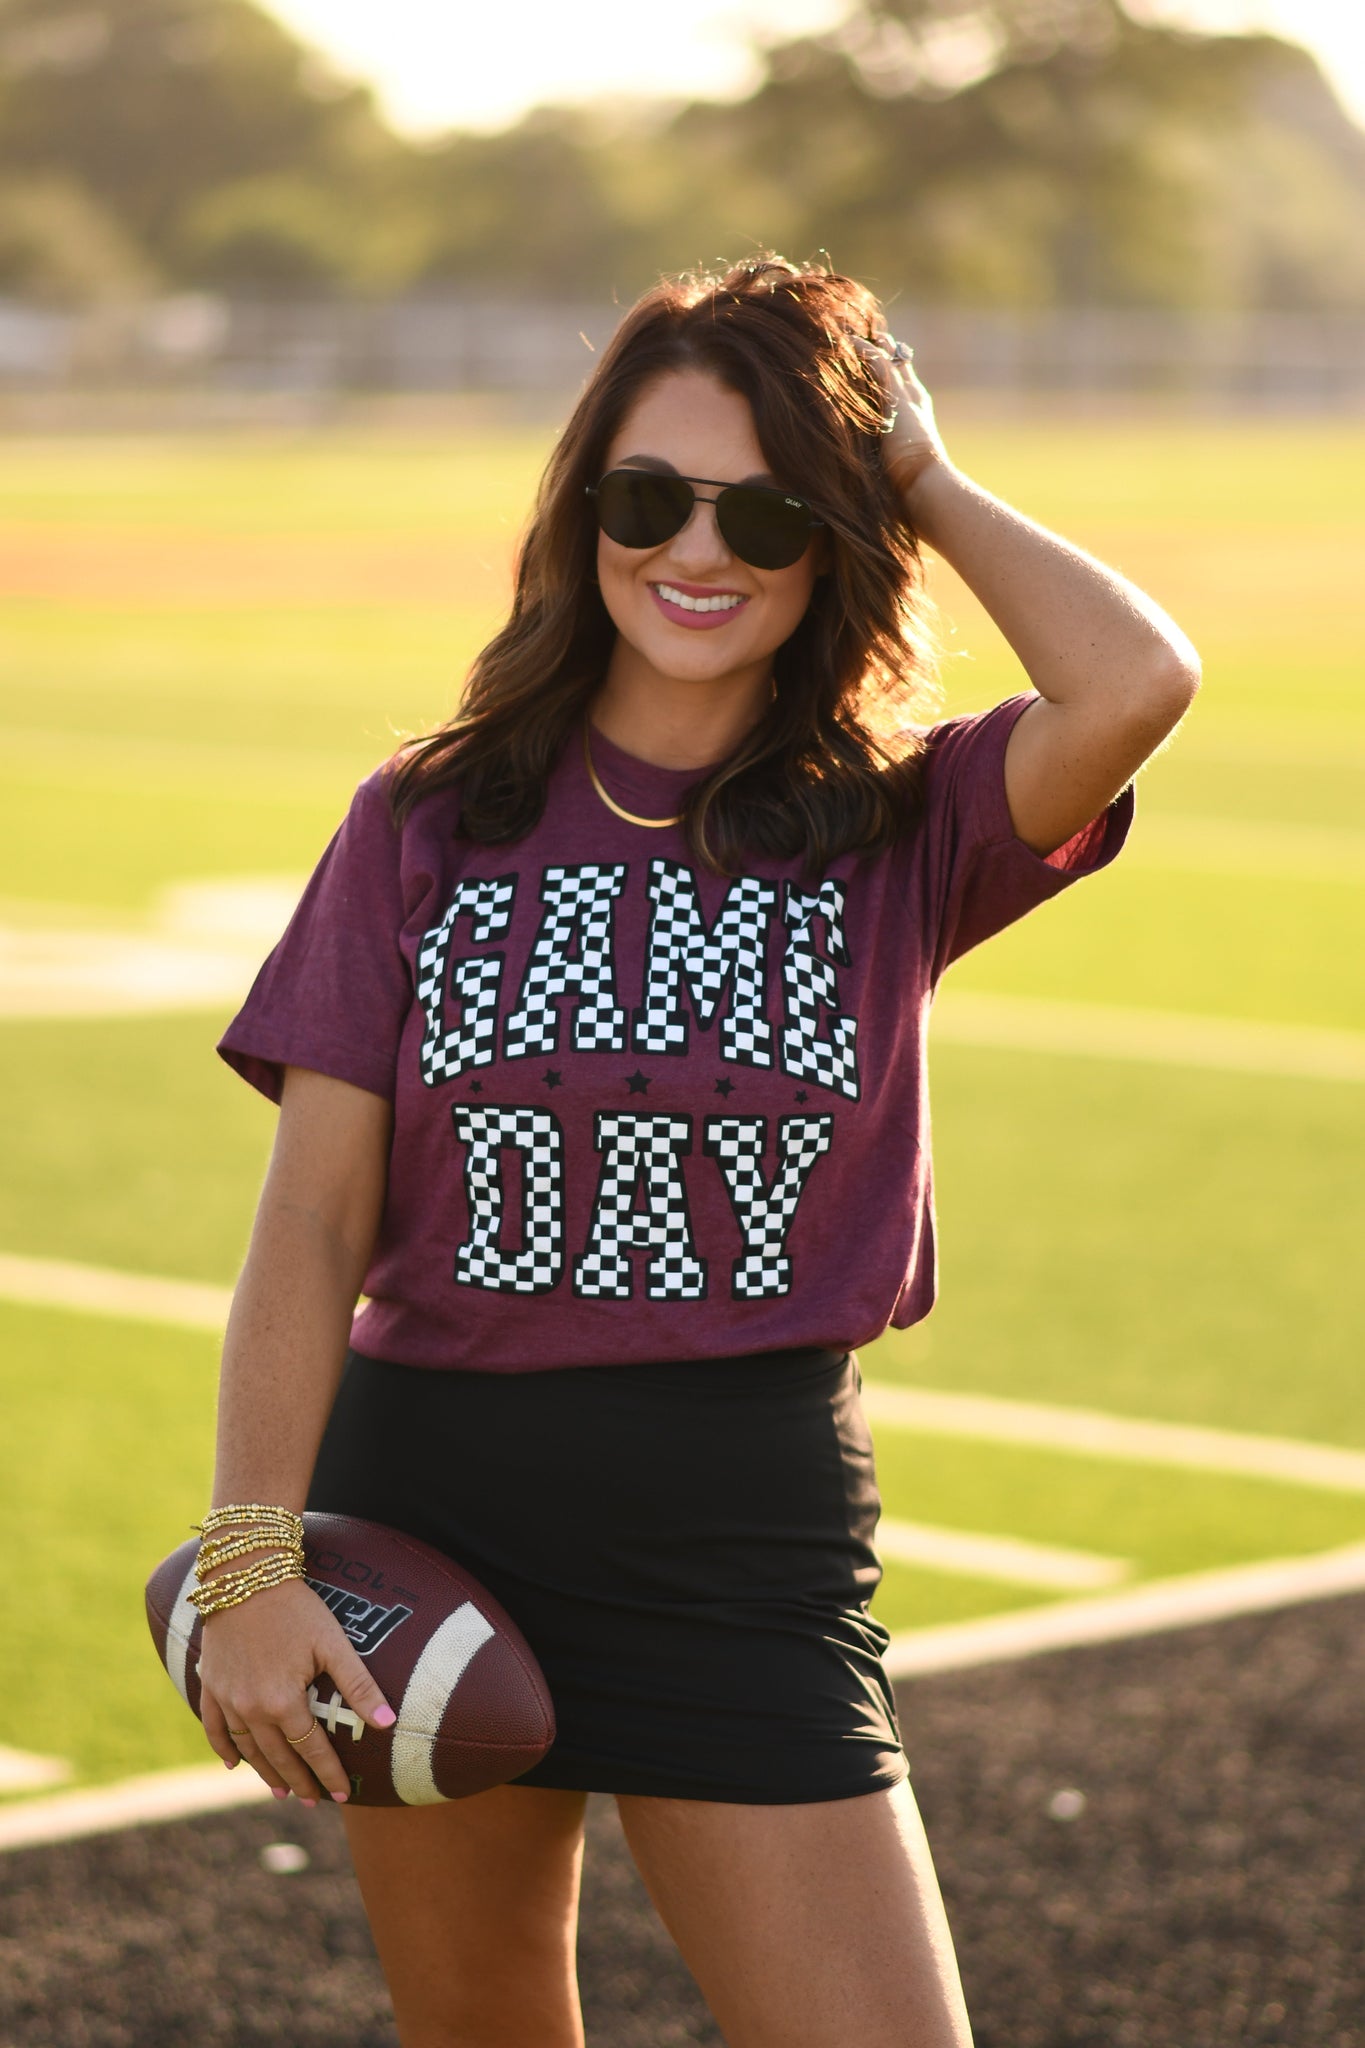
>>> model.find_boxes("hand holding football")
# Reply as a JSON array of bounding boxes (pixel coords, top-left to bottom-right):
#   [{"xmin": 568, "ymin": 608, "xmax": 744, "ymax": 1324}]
[{"xmin": 146, "ymin": 1513, "xmax": 555, "ymax": 1806}]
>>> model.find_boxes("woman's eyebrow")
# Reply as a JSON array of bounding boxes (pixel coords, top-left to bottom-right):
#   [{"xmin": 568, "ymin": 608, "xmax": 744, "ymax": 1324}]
[{"xmin": 617, "ymin": 454, "xmax": 780, "ymax": 486}]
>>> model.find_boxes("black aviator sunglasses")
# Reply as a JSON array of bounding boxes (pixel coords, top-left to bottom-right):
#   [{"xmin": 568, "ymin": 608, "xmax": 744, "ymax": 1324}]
[{"xmin": 587, "ymin": 469, "xmax": 824, "ymax": 571}]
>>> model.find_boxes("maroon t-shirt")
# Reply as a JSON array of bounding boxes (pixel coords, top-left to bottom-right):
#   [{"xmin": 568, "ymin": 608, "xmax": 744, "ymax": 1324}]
[{"xmin": 219, "ymin": 694, "xmax": 1131, "ymax": 1370}]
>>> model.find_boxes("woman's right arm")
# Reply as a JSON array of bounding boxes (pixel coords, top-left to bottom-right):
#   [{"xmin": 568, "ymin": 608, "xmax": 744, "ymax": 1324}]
[{"xmin": 195, "ymin": 1064, "xmax": 397, "ymax": 1806}]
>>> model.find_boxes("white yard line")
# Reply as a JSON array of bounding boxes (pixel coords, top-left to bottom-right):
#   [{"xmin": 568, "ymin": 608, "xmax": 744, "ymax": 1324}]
[
  {"xmin": 0, "ymin": 875, "xmax": 304, "ymax": 1019},
  {"xmin": 882, "ymin": 1540, "xmax": 1365, "ymax": 1678},
  {"xmin": 860, "ymin": 1381, "xmax": 1365, "ymax": 1494},
  {"xmin": 876, "ymin": 1517, "xmax": 1129, "ymax": 1590},
  {"xmin": 0, "ymin": 1747, "xmax": 71, "ymax": 1795},
  {"xmin": 932, "ymin": 990, "xmax": 1365, "ymax": 1083},
  {"xmin": 0, "ymin": 1252, "xmax": 231, "ymax": 1331},
  {"xmin": 0, "ymin": 1762, "xmax": 270, "ymax": 1853}
]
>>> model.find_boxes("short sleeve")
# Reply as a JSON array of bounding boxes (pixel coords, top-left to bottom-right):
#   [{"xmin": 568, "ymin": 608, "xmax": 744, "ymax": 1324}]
[
  {"xmin": 920, "ymin": 692, "xmax": 1134, "ymax": 977},
  {"xmin": 217, "ymin": 768, "xmax": 412, "ymax": 1105}
]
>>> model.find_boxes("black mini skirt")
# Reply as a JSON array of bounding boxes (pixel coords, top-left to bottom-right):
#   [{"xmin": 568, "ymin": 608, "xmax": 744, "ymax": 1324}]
[{"xmin": 307, "ymin": 1344, "xmax": 906, "ymax": 1805}]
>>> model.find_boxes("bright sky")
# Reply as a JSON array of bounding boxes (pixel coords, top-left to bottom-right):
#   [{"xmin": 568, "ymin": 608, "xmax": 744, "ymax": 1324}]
[{"xmin": 261, "ymin": 0, "xmax": 1365, "ymax": 134}]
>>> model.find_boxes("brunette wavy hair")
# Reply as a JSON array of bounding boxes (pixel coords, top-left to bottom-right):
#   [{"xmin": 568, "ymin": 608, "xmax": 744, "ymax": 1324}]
[{"xmin": 388, "ymin": 254, "xmax": 939, "ymax": 875}]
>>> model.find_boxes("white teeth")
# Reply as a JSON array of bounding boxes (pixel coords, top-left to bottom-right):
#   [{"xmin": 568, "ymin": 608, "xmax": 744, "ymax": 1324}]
[{"xmin": 655, "ymin": 583, "xmax": 745, "ymax": 614}]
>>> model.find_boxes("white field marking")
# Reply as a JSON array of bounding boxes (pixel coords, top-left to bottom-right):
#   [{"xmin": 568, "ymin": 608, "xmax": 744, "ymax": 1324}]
[
  {"xmin": 0, "ymin": 874, "xmax": 303, "ymax": 1019},
  {"xmin": 932, "ymin": 990, "xmax": 1365, "ymax": 1084},
  {"xmin": 883, "ymin": 1540, "xmax": 1365, "ymax": 1679},
  {"xmin": 155, "ymin": 876, "xmax": 304, "ymax": 943},
  {"xmin": 0, "ymin": 1746, "xmax": 71, "ymax": 1795},
  {"xmin": 0, "ymin": 925, "xmax": 262, "ymax": 1017},
  {"xmin": 0, "ymin": 1252, "xmax": 232, "ymax": 1332},
  {"xmin": 0, "ymin": 1762, "xmax": 270, "ymax": 1853},
  {"xmin": 7, "ymin": 1541, "xmax": 1365, "ymax": 1852},
  {"xmin": 876, "ymin": 1517, "xmax": 1129, "ymax": 1591},
  {"xmin": 861, "ymin": 1381, "xmax": 1365, "ymax": 1495},
  {"xmin": 1130, "ymin": 813, "xmax": 1365, "ymax": 886}
]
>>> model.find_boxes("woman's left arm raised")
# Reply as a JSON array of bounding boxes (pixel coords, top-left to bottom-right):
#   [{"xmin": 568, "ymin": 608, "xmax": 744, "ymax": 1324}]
[{"xmin": 859, "ymin": 340, "xmax": 1201, "ymax": 855}]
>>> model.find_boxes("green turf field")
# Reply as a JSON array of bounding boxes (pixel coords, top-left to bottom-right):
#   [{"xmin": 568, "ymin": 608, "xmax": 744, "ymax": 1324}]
[{"xmin": 2, "ymin": 414, "xmax": 1362, "ymax": 1792}]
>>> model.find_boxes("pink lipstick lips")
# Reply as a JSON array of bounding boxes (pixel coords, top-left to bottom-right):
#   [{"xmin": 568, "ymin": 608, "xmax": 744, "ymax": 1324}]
[{"xmin": 649, "ymin": 580, "xmax": 750, "ymax": 631}]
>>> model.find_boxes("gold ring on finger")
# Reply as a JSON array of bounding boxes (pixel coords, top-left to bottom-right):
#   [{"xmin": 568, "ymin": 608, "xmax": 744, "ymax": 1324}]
[
  {"xmin": 285, "ymin": 1720, "xmax": 319, "ymax": 1746},
  {"xmin": 227, "ymin": 1727, "xmax": 248, "ymax": 1739}
]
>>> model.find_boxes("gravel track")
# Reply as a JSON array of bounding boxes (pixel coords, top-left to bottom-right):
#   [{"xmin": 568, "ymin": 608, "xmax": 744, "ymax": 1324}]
[{"xmin": 1, "ymin": 1591, "xmax": 1361, "ymax": 2047}]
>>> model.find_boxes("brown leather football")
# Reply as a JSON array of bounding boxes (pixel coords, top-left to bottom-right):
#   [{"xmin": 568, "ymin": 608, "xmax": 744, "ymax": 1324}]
[{"xmin": 146, "ymin": 1513, "xmax": 555, "ymax": 1805}]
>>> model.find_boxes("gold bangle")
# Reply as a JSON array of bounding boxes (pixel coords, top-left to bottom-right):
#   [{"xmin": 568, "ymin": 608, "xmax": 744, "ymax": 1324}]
[
  {"xmin": 195, "ymin": 1562, "xmax": 301, "ymax": 1603},
  {"xmin": 194, "ymin": 1551, "xmax": 303, "ymax": 1593},
  {"xmin": 190, "ymin": 1557, "xmax": 306, "ymax": 1616},
  {"xmin": 195, "ymin": 1532, "xmax": 306, "ymax": 1574},
  {"xmin": 196, "ymin": 1531, "xmax": 304, "ymax": 1564},
  {"xmin": 194, "ymin": 1506, "xmax": 304, "ymax": 1550},
  {"xmin": 196, "ymin": 1503, "xmax": 305, "ymax": 1533},
  {"xmin": 196, "ymin": 1509, "xmax": 303, "ymax": 1536},
  {"xmin": 189, "ymin": 1503, "xmax": 308, "ymax": 1617},
  {"xmin": 196, "ymin": 1532, "xmax": 297, "ymax": 1569}
]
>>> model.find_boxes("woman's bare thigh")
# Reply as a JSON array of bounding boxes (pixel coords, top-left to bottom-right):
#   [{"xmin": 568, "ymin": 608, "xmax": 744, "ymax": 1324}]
[
  {"xmin": 617, "ymin": 1778, "xmax": 973, "ymax": 2048},
  {"xmin": 342, "ymin": 1783, "xmax": 588, "ymax": 2048}
]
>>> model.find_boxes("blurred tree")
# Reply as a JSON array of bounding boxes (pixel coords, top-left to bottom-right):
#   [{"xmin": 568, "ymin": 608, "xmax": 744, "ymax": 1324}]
[
  {"xmin": 0, "ymin": 172, "xmax": 158, "ymax": 302},
  {"xmin": 177, "ymin": 173, "xmax": 353, "ymax": 293},
  {"xmin": 0, "ymin": 0, "xmax": 1360, "ymax": 309},
  {"xmin": 402, "ymin": 112, "xmax": 635, "ymax": 296},
  {"xmin": 654, "ymin": 0, "xmax": 1365, "ymax": 308},
  {"xmin": 0, "ymin": 0, "xmax": 405, "ymax": 289}
]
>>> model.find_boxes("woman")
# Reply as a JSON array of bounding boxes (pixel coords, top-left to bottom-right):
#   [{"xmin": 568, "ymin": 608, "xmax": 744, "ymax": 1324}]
[{"xmin": 196, "ymin": 257, "xmax": 1198, "ymax": 2047}]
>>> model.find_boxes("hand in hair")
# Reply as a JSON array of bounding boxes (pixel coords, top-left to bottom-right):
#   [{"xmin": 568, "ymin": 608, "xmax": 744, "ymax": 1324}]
[{"xmin": 852, "ymin": 335, "xmax": 950, "ymax": 503}]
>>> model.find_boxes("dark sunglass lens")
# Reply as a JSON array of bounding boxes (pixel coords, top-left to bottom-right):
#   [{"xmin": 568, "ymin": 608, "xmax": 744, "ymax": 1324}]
[
  {"xmin": 717, "ymin": 487, "xmax": 812, "ymax": 569},
  {"xmin": 595, "ymin": 471, "xmax": 693, "ymax": 549}
]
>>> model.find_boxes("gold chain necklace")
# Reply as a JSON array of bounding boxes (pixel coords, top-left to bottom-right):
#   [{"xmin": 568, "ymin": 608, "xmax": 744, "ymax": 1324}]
[{"xmin": 583, "ymin": 722, "xmax": 682, "ymax": 829}]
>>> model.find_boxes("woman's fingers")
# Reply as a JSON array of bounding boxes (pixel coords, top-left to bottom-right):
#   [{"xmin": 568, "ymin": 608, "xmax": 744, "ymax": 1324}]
[
  {"xmin": 244, "ymin": 1688, "xmax": 354, "ymax": 1804},
  {"xmin": 221, "ymin": 1722, "xmax": 291, "ymax": 1798},
  {"xmin": 206, "ymin": 1684, "xmax": 326, "ymax": 1800},
  {"xmin": 198, "ymin": 1684, "xmax": 244, "ymax": 1770},
  {"xmin": 324, "ymin": 1636, "xmax": 397, "ymax": 1734},
  {"xmin": 851, "ymin": 332, "xmax": 947, "ymax": 497},
  {"xmin": 251, "ymin": 1717, "xmax": 335, "ymax": 1806},
  {"xmin": 196, "ymin": 1586, "xmax": 391, "ymax": 1804}
]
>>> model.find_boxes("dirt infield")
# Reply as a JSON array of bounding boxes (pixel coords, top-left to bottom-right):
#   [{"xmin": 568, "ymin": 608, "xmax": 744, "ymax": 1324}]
[{"xmin": 1, "ymin": 1591, "xmax": 1361, "ymax": 2047}]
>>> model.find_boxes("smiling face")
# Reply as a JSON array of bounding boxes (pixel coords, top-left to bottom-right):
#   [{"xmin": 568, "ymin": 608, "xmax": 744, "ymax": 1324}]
[{"xmin": 594, "ymin": 369, "xmax": 823, "ymax": 715}]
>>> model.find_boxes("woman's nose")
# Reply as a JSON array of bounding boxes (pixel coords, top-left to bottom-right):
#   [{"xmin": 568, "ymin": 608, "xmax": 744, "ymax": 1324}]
[{"xmin": 667, "ymin": 496, "xmax": 732, "ymax": 568}]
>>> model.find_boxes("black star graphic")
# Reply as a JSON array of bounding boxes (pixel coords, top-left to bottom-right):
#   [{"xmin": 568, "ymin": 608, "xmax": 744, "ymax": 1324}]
[
  {"xmin": 625, "ymin": 1070, "xmax": 651, "ymax": 1095},
  {"xmin": 542, "ymin": 1069, "xmax": 563, "ymax": 1089},
  {"xmin": 794, "ymin": 1090, "xmax": 808, "ymax": 1103},
  {"xmin": 469, "ymin": 1078, "xmax": 484, "ymax": 1093},
  {"xmin": 713, "ymin": 1077, "xmax": 735, "ymax": 1098}
]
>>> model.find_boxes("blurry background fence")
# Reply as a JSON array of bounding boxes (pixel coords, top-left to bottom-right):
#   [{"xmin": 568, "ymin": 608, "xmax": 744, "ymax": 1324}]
[{"xmin": 2, "ymin": 292, "xmax": 1363, "ymax": 404}]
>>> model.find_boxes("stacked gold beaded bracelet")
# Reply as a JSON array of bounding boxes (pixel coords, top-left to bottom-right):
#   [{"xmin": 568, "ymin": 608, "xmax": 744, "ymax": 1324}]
[{"xmin": 189, "ymin": 1503, "xmax": 307, "ymax": 1616}]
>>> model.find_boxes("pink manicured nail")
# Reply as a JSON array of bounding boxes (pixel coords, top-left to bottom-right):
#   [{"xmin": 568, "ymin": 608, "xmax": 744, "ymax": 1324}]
[
  {"xmin": 373, "ymin": 1705, "xmax": 396, "ymax": 1728},
  {"xmin": 331, "ymin": 1791, "xmax": 349, "ymax": 1804},
  {"xmin": 301, "ymin": 1798, "xmax": 318, "ymax": 1809},
  {"xmin": 271, "ymin": 1787, "xmax": 288, "ymax": 1800}
]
